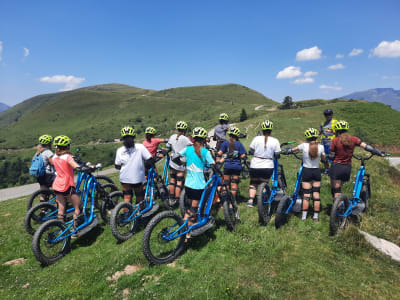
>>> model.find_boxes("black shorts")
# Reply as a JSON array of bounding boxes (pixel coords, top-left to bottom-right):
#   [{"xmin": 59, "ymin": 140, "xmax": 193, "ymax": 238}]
[
  {"xmin": 301, "ymin": 167, "xmax": 321, "ymax": 182},
  {"xmin": 37, "ymin": 173, "xmax": 56, "ymax": 187},
  {"xmin": 329, "ymin": 163, "xmax": 352, "ymax": 182},
  {"xmin": 223, "ymin": 168, "xmax": 241, "ymax": 176},
  {"xmin": 54, "ymin": 186, "xmax": 77, "ymax": 197},
  {"xmin": 120, "ymin": 182, "xmax": 143, "ymax": 189},
  {"xmin": 185, "ymin": 187, "xmax": 204, "ymax": 201},
  {"xmin": 249, "ymin": 168, "xmax": 273, "ymax": 180}
]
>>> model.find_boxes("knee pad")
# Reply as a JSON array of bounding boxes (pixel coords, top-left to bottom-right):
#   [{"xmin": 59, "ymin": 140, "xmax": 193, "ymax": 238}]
[
  {"xmin": 312, "ymin": 187, "xmax": 320, "ymax": 193},
  {"xmin": 331, "ymin": 187, "xmax": 341, "ymax": 195},
  {"xmin": 223, "ymin": 180, "xmax": 231, "ymax": 186},
  {"xmin": 176, "ymin": 176, "xmax": 185, "ymax": 182},
  {"xmin": 188, "ymin": 206, "xmax": 198, "ymax": 221},
  {"xmin": 170, "ymin": 173, "xmax": 177, "ymax": 180},
  {"xmin": 176, "ymin": 184, "xmax": 183, "ymax": 189},
  {"xmin": 122, "ymin": 190, "xmax": 133, "ymax": 196},
  {"xmin": 250, "ymin": 180, "xmax": 259, "ymax": 186},
  {"xmin": 168, "ymin": 182, "xmax": 176, "ymax": 188},
  {"xmin": 303, "ymin": 196, "xmax": 311, "ymax": 201},
  {"xmin": 231, "ymin": 178, "xmax": 240, "ymax": 184},
  {"xmin": 230, "ymin": 188, "xmax": 238, "ymax": 192},
  {"xmin": 302, "ymin": 188, "xmax": 312, "ymax": 195}
]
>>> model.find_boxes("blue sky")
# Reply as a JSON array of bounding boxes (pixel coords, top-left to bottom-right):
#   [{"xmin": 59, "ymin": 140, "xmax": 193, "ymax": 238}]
[{"xmin": 1, "ymin": 0, "xmax": 400, "ymax": 106}]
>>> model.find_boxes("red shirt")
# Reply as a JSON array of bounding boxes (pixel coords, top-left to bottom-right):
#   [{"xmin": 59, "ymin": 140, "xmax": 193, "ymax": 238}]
[
  {"xmin": 52, "ymin": 154, "xmax": 75, "ymax": 192},
  {"xmin": 330, "ymin": 136, "xmax": 361, "ymax": 165},
  {"xmin": 142, "ymin": 138, "xmax": 165, "ymax": 157}
]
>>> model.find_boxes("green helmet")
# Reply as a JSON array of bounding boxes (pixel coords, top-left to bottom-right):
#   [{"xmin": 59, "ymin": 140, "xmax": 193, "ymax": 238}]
[
  {"xmin": 261, "ymin": 120, "xmax": 273, "ymax": 130},
  {"xmin": 334, "ymin": 120, "xmax": 349, "ymax": 131},
  {"xmin": 228, "ymin": 126, "xmax": 241, "ymax": 137},
  {"xmin": 53, "ymin": 135, "xmax": 71, "ymax": 147},
  {"xmin": 176, "ymin": 121, "xmax": 188, "ymax": 130},
  {"xmin": 192, "ymin": 127, "xmax": 208, "ymax": 139},
  {"xmin": 219, "ymin": 113, "xmax": 229, "ymax": 121},
  {"xmin": 39, "ymin": 134, "xmax": 52, "ymax": 145},
  {"xmin": 145, "ymin": 127, "xmax": 156, "ymax": 135},
  {"xmin": 121, "ymin": 126, "xmax": 135, "ymax": 137},
  {"xmin": 304, "ymin": 128, "xmax": 319, "ymax": 139}
]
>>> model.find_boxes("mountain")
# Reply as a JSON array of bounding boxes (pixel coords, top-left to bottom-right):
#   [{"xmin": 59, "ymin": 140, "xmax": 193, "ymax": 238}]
[
  {"xmin": 341, "ymin": 88, "xmax": 400, "ymax": 111},
  {"xmin": 0, "ymin": 103, "xmax": 10, "ymax": 114},
  {"xmin": 0, "ymin": 83, "xmax": 276, "ymax": 149}
]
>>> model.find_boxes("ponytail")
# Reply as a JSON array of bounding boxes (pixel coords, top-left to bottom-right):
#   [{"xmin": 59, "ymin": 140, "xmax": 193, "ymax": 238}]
[
  {"xmin": 193, "ymin": 137, "xmax": 204, "ymax": 159},
  {"xmin": 262, "ymin": 130, "xmax": 271, "ymax": 148},
  {"xmin": 339, "ymin": 132, "xmax": 351, "ymax": 147},
  {"xmin": 308, "ymin": 140, "xmax": 318, "ymax": 159},
  {"xmin": 123, "ymin": 136, "xmax": 135, "ymax": 149},
  {"xmin": 228, "ymin": 135, "xmax": 237, "ymax": 153}
]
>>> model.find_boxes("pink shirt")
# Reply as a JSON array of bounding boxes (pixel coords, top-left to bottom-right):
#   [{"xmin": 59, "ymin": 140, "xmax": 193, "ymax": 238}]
[
  {"xmin": 52, "ymin": 153, "xmax": 75, "ymax": 192},
  {"xmin": 142, "ymin": 138, "xmax": 164, "ymax": 157}
]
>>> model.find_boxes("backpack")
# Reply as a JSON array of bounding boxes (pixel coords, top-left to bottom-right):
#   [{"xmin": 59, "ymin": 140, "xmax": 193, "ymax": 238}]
[{"xmin": 29, "ymin": 152, "xmax": 46, "ymax": 177}]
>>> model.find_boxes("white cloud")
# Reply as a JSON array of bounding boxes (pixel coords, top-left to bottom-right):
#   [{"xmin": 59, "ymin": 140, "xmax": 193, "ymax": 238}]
[
  {"xmin": 328, "ymin": 63, "xmax": 345, "ymax": 70},
  {"xmin": 276, "ymin": 66, "xmax": 302, "ymax": 79},
  {"xmin": 336, "ymin": 54, "xmax": 344, "ymax": 58},
  {"xmin": 372, "ymin": 40, "xmax": 400, "ymax": 58},
  {"xmin": 349, "ymin": 48, "xmax": 363, "ymax": 56},
  {"xmin": 296, "ymin": 46, "xmax": 322, "ymax": 61},
  {"xmin": 292, "ymin": 77, "xmax": 314, "ymax": 84},
  {"xmin": 0, "ymin": 41, "xmax": 3, "ymax": 61},
  {"xmin": 40, "ymin": 75, "xmax": 85, "ymax": 91},
  {"xmin": 23, "ymin": 47, "xmax": 30, "ymax": 57},
  {"xmin": 382, "ymin": 75, "xmax": 400, "ymax": 80},
  {"xmin": 304, "ymin": 71, "xmax": 318, "ymax": 77},
  {"xmin": 320, "ymin": 84, "xmax": 342, "ymax": 91}
]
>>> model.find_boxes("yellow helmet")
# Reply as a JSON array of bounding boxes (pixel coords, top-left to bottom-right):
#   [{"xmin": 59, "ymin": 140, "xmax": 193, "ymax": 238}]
[
  {"xmin": 304, "ymin": 128, "xmax": 319, "ymax": 139},
  {"xmin": 53, "ymin": 135, "xmax": 71, "ymax": 147},
  {"xmin": 261, "ymin": 120, "xmax": 273, "ymax": 130},
  {"xmin": 334, "ymin": 120, "xmax": 349, "ymax": 131},
  {"xmin": 121, "ymin": 126, "xmax": 135, "ymax": 137},
  {"xmin": 39, "ymin": 134, "xmax": 52, "ymax": 145},
  {"xmin": 192, "ymin": 127, "xmax": 208, "ymax": 139},
  {"xmin": 219, "ymin": 113, "xmax": 229, "ymax": 121},
  {"xmin": 228, "ymin": 126, "xmax": 241, "ymax": 137},
  {"xmin": 145, "ymin": 127, "xmax": 156, "ymax": 135},
  {"xmin": 176, "ymin": 121, "xmax": 188, "ymax": 130}
]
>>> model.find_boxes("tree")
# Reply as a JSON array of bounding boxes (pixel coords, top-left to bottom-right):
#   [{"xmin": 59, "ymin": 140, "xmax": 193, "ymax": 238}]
[
  {"xmin": 240, "ymin": 108, "xmax": 248, "ymax": 122},
  {"xmin": 280, "ymin": 96, "xmax": 293, "ymax": 110}
]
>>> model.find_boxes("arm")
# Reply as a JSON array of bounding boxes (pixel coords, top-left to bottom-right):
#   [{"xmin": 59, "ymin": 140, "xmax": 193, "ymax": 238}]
[
  {"xmin": 68, "ymin": 157, "xmax": 81, "ymax": 169},
  {"xmin": 360, "ymin": 142, "xmax": 384, "ymax": 156}
]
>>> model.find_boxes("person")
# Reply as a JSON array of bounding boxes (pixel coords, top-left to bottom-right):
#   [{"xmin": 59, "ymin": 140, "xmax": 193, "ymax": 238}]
[
  {"xmin": 217, "ymin": 126, "xmax": 246, "ymax": 198},
  {"xmin": 213, "ymin": 113, "xmax": 230, "ymax": 151},
  {"xmin": 283, "ymin": 128, "xmax": 326, "ymax": 221},
  {"xmin": 115, "ymin": 126, "xmax": 153, "ymax": 206},
  {"xmin": 173, "ymin": 127, "xmax": 215, "ymax": 230},
  {"xmin": 33, "ymin": 134, "xmax": 56, "ymax": 200},
  {"xmin": 164, "ymin": 121, "xmax": 192, "ymax": 204},
  {"xmin": 51, "ymin": 135, "xmax": 81, "ymax": 225},
  {"xmin": 247, "ymin": 120, "xmax": 281, "ymax": 207},
  {"xmin": 329, "ymin": 120, "xmax": 384, "ymax": 200},
  {"xmin": 319, "ymin": 109, "xmax": 337, "ymax": 173},
  {"xmin": 142, "ymin": 127, "xmax": 168, "ymax": 157}
]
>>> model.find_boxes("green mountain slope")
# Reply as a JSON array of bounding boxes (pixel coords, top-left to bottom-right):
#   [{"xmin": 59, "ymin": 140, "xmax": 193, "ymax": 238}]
[{"xmin": 0, "ymin": 83, "xmax": 276, "ymax": 149}]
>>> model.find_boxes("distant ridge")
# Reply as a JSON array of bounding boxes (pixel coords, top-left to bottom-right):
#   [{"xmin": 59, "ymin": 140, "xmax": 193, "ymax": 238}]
[
  {"xmin": 0, "ymin": 103, "xmax": 10, "ymax": 114},
  {"xmin": 341, "ymin": 88, "xmax": 400, "ymax": 111}
]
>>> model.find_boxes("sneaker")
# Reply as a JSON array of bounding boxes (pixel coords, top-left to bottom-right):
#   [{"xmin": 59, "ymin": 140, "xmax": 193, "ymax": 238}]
[
  {"xmin": 246, "ymin": 200, "xmax": 254, "ymax": 207},
  {"xmin": 313, "ymin": 217, "xmax": 319, "ymax": 222}
]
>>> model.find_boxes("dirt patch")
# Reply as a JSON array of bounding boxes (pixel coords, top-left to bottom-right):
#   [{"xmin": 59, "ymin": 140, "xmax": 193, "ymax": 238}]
[
  {"xmin": 167, "ymin": 261, "xmax": 188, "ymax": 272},
  {"xmin": 376, "ymin": 145, "xmax": 400, "ymax": 154},
  {"xmin": 142, "ymin": 275, "xmax": 161, "ymax": 286},
  {"xmin": 2, "ymin": 213, "xmax": 11, "ymax": 217},
  {"xmin": 107, "ymin": 265, "xmax": 143, "ymax": 282},
  {"xmin": 122, "ymin": 288, "xmax": 130, "ymax": 299},
  {"xmin": 3, "ymin": 258, "xmax": 27, "ymax": 265},
  {"xmin": 22, "ymin": 283, "xmax": 30, "ymax": 289}
]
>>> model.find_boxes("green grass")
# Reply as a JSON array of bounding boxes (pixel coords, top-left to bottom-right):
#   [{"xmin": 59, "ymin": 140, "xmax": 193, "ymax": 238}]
[{"xmin": 1, "ymin": 153, "xmax": 400, "ymax": 299}]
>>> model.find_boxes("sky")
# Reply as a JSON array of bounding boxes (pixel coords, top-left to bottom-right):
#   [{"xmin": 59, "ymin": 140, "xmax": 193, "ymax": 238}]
[{"xmin": 1, "ymin": 0, "xmax": 400, "ymax": 106}]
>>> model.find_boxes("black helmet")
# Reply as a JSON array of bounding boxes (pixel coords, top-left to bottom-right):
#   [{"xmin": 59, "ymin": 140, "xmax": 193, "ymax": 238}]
[{"xmin": 324, "ymin": 109, "xmax": 333, "ymax": 116}]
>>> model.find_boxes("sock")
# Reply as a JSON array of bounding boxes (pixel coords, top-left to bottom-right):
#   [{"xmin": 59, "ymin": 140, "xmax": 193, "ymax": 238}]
[
  {"xmin": 313, "ymin": 212, "xmax": 319, "ymax": 219},
  {"xmin": 302, "ymin": 211, "xmax": 307, "ymax": 220}
]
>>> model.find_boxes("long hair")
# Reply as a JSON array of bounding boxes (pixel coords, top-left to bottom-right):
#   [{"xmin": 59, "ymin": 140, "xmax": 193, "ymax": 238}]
[
  {"xmin": 338, "ymin": 130, "xmax": 351, "ymax": 147},
  {"xmin": 262, "ymin": 129, "xmax": 271, "ymax": 149},
  {"xmin": 55, "ymin": 145, "xmax": 71, "ymax": 156},
  {"xmin": 36, "ymin": 143, "xmax": 50, "ymax": 155},
  {"xmin": 228, "ymin": 134, "xmax": 238, "ymax": 153},
  {"xmin": 123, "ymin": 136, "xmax": 135, "ymax": 149},
  {"xmin": 193, "ymin": 137, "xmax": 204, "ymax": 158},
  {"xmin": 145, "ymin": 133, "xmax": 153, "ymax": 142},
  {"xmin": 176, "ymin": 129, "xmax": 185, "ymax": 140},
  {"xmin": 307, "ymin": 137, "xmax": 318, "ymax": 159}
]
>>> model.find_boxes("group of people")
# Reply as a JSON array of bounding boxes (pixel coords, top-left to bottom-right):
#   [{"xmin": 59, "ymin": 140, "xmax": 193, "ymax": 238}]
[{"xmin": 32, "ymin": 110, "xmax": 384, "ymax": 228}]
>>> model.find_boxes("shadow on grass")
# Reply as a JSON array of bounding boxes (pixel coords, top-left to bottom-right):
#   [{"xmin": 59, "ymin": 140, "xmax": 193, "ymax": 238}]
[{"xmin": 71, "ymin": 226, "xmax": 104, "ymax": 249}]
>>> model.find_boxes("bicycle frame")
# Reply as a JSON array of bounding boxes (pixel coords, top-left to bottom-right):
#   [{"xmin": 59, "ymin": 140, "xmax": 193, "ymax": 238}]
[
  {"xmin": 282, "ymin": 164, "xmax": 303, "ymax": 214},
  {"xmin": 261, "ymin": 157, "xmax": 280, "ymax": 205},
  {"xmin": 162, "ymin": 154, "xmax": 170, "ymax": 187}
]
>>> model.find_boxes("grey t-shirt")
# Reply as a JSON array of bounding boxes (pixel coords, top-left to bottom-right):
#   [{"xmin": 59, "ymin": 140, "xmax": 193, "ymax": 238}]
[
  {"xmin": 167, "ymin": 134, "xmax": 192, "ymax": 171},
  {"xmin": 35, "ymin": 149, "xmax": 55, "ymax": 174},
  {"xmin": 214, "ymin": 124, "xmax": 229, "ymax": 140}
]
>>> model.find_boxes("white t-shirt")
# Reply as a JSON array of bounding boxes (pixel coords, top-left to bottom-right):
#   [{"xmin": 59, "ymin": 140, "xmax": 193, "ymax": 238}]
[
  {"xmin": 167, "ymin": 134, "xmax": 192, "ymax": 171},
  {"xmin": 115, "ymin": 144, "xmax": 152, "ymax": 184},
  {"xmin": 298, "ymin": 143, "xmax": 325, "ymax": 168},
  {"xmin": 249, "ymin": 136, "xmax": 281, "ymax": 169}
]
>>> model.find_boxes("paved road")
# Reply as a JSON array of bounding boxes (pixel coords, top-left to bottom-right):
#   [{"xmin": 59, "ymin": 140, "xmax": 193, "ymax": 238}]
[
  {"xmin": 387, "ymin": 157, "xmax": 400, "ymax": 171},
  {"xmin": 0, "ymin": 168, "xmax": 118, "ymax": 203}
]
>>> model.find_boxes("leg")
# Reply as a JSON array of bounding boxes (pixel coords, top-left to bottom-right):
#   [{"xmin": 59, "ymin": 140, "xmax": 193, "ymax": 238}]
[
  {"xmin": 175, "ymin": 172, "xmax": 185, "ymax": 199},
  {"xmin": 168, "ymin": 170, "xmax": 177, "ymax": 198},
  {"xmin": 302, "ymin": 182, "xmax": 312, "ymax": 220},
  {"xmin": 312, "ymin": 184, "xmax": 321, "ymax": 221},
  {"xmin": 248, "ymin": 178, "xmax": 259, "ymax": 207},
  {"xmin": 133, "ymin": 184, "xmax": 145, "ymax": 206},
  {"xmin": 230, "ymin": 175, "xmax": 240, "ymax": 197},
  {"xmin": 330, "ymin": 179, "xmax": 342, "ymax": 199},
  {"xmin": 56, "ymin": 193, "xmax": 66, "ymax": 220},
  {"xmin": 39, "ymin": 184, "xmax": 49, "ymax": 202},
  {"xmin": 121, "ymin": 183, "xmax": 133, "ymax": 203},
  {"xmin": 70, "ymin": 193, "xmax": 81, "ymax": 216}
]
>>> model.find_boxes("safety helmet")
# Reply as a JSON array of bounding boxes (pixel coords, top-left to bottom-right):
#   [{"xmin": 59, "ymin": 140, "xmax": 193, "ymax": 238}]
[
  {"xmin": 53, "ymin": 135, "xmax": 71, "ymax": 147},
  {"xmin": 228, "ymin": 126, "xmax": 241, "ymax": 137},
  {"xmin": 324, "ymin": 109, "xmax": 333, "ymax": 116},
  {"xmin": 39, "ymin": 134, "xmax": 52, "ymax": 145},
  {"xmin": 334, "ymin": 120, "xmax": 349, "ymax": 131},
  {"xmin": 219, "ymin": 113, "xmax": 229, "ymax": 121},
  {"xmin": 261, "ymin": 120, "xmax": 273, "ymax": 130},
  {"xmin": 304, "ymin": 128, "xmax": 319, "ymax": 139},
  {"xmin": 192, "ymin": 127, "xmax": 208, "ymax": 139},
  {"xmin": 121, "ymin": 126, "xmax": 136, "ymax": 137},
  {"xmin": 145, "ymin": 127, "xmax": 156, "ymax": 135},
  {"xmin": 176, "ymin": 121, "xmax": 188, "ymax": 130}
]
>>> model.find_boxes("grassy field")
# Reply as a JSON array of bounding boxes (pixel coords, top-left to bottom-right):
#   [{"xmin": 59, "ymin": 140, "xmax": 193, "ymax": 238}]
[{"xmin": 1, "ymin": 148, "xmax": 400, "ymax": 299}]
